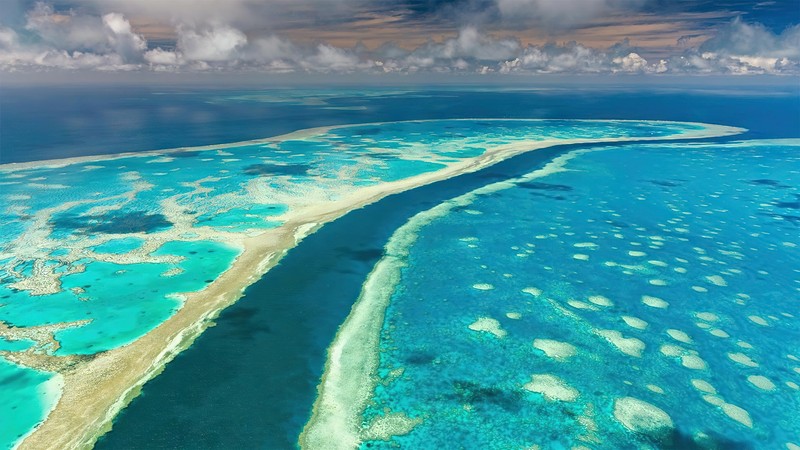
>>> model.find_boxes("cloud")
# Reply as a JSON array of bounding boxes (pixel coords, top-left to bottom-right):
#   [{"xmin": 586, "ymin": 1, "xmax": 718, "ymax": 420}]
[
  {"xmin": 669, "ymin": 19, "xmax": 800, "ymax": 74},
  {"xmin": 497, "ymin": 39, "xmax": 661, "ymax": 74},
  {"xmin": 60, "ymin": 0, "xmax": 363, "ymax": 34},
  {"xmin": 396, "ymin": 27, "xmax": 520, "ymax": 69},
  {"xmin": 176, "ymin": 24, "xmax": 247, "ymax": 62},
  {"xmin": 25, "ymin": 3, "xmax": 115, "ymax": 53},
  {"xmin": 0, "ymin": 3, "xmax": 798, "ymax": 76},
  {"xmin": 0, "ymin": 27, "xmax": 19, "ymax": 49},
  {"xmin": 0, "ymin": 3, "xmax": 146, "ymax": 70},
  {"xmin": 102, "ymin": 13, "xmax": 147, "ymax": 61},
  {"xmin": 72, "ymin": 0, "xmax": 267, "ymax": 28},
  {"xmin": 494, "ymin": 0, "xmax": 647, "ymax": 28}
]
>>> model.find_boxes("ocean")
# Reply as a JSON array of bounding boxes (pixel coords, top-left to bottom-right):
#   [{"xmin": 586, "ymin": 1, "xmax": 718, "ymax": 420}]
[{"xmin": 0, "ymin": 84, "xmax": 797, "ymax": 449}]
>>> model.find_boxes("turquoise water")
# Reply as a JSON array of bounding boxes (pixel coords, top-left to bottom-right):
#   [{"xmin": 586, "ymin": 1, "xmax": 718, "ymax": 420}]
[
  {"xmin": 0, "ymin": 359, "xmax": 57, "ymax": 447},
  {"xmin": 0, "ymin": 119, "xmax": 725, "ymax": 448},
  {"xmin": 356, "ymin": 139, "xmax": 800, "ymax": 448}
]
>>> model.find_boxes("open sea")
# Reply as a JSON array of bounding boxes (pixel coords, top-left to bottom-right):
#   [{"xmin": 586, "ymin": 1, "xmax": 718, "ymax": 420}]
[{"xmin": 0, "ymin": 84, "xmax": 798, "ymax": 449}]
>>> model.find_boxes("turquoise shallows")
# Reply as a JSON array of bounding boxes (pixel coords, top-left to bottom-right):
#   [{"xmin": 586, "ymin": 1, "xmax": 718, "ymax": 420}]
[
  {"xmin": 0, "ymin": 359, "xmax": 57, "ymax": 449},
  {"xmin": 359, "ymin": 140, "xmax": 799, "ymax": 449},
  {"xmin": 0, "ymin": 119, "xmax": 730, "ymax": 450}
]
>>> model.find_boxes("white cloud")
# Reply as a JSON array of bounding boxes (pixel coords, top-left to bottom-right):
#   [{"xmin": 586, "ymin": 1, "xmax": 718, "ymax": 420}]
[
  {"xmin": 301, "ymin": 44, "xmax": 363, "ymax": 72},
  {"xmin": 102, "ymin": 13, "xmax": 147, "ymax": 62},
  {"xmin": 684, "ymin": 19, "xmax": 800, "ymax": 74},
  {"xmin": 143, "ymin": 47, "xmax": 179, "ymax": 66},
  {"xmin": 0, "ymin": 27, "xmax": 19, "ymax": 49},
  {"xmin": 612, "ymin": 52, "xmax": 648, "ymax": 72},
  {"xmin": 438, "ymin": 27, "xmax": 520, "ymax": 61},
  {"xmin": 0, "ymin": 4, "xmax": 147, "ymax": 70},
  {"xmin": 388, "ymin": 27, "xmax": 520, "ymax": 72},
  {"xmin": 24, "ymin": 3, "xmax": 108, "ymax": 52},
  {"xmin": 700, "ymin": 18, "xmax": 800, "ymax": 59},
  {"xmin": 499, "ymin": 41, "xmax": 650, "ymax": 74},
  {"xmin": 246, "ymin": 35, "xmax": 296, "ymax": 62},
  {"xmin": 176, "ymin": 24, "xmax": 247, "ymax": 62},
  {"xmin": 0, "ymin": 3, "xmax": 798, "ymax": 76},
  {"xmin": 658, "ymin": 19, "xmax": 800, "ymax": 74},
  {"xmin": 494, "ymin": 0, "xmax": 646, "ymax": 28}
]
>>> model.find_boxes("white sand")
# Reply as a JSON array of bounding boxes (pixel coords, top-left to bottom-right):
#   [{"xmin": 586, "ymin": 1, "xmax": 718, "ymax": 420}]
[
  {"xmin": 642, "ymin": 295, "xmax": 669, "ymax": 309},
  {"xmin": 722, "ymin": 403, "xmax": 753, "ymax": 428},
  {"xmin": 748, "ymin": 315, "xmax": 769, "ymax": 326},
  {"xmin": 709, "ymin": 329, "xmax": 730, "ymax": 338},
  {"xmin": 703, "ymin": 395, "xmax": 725, "ymax": 407},
  {"xmin": 667, "ymin": 329, "xmax": 693, "ymax": 344},
  {"xmin": 596, "ymin": 330, "xmax": 645, "ymax": 357},
  {"xmin": 695, "ymin": 312, "xmax": 719, "ymax": 322},
  {"xmin": 568, "ymin": 300, "xmax": 598, "ymax": 311},
  {"xmin": 705, "ymin": 275, "xmax": 728, "ymax": 287},
  {"xmin": 728, "ymin": 352, "xmax": 759, "ymax": 367},
  {"xmin": 660, "ymin": 344, "xmax": 683, "ymax": 357},
  {"xmin": 747, "ymin": 375, "xmax": 776, "ymax": 391},
  {"xmin": 522, "ymin": 287, "xmax": 542, "ymax": 297},
  {"xmin": 691, "ymin": 379, "xmax": 716, "ymax": 394},
  {"xmin": 523, "ymin": 374, "xmax": 579, "ymax": 402},
  {"xmin": 468, "ymin": 317, "xmax": 507, "ymax": 338},
  {"xmin": 681, "ymin": 354, "xmax": 708, "ymax": 370},
  {"xmin": 533, "ymin": 339, "xmax": 577, "ymax": 360},
  {"xmin": 621, "ymin": 316, "xmax": 648, "ymax": 330},
  {"xmin": 587, "ymin": 295, "xmax": 613, "ymax": 307},
  {"xmin": 613, "ymin": 397, "xmax": 673, "ymax": 435},
  {"xmin": 660, "ymin": 345, "xmax": 706, "ymax": 370}
]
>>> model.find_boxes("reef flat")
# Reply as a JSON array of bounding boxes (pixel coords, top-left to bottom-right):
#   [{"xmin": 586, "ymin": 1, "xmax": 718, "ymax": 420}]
[
  {"xmin": 302, "ymin": 138, "xmax": 799, "ymax": 449},
  {"xmin": 0, "ymin": 119, "xmax": 741, "ymax": 449}
]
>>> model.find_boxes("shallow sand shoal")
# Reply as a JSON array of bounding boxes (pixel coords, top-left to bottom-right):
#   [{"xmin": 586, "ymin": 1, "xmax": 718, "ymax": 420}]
[{"xmin": 16, "ymin": 121, "xmax": 744, "ymax": 450}]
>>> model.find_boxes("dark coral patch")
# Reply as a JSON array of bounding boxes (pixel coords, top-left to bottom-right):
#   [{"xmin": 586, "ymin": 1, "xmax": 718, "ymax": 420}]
[
  {"xmin": 50, "ymin": 211, "xmax": 172, "ymax": 234},
  {"xmin": 242, "ymin": 163, "xmax": 311, "ymax": 176},
  {"xmin": 517, "ymin": 181, "xmax": 573, "ymax": 191},
  {"xmin": 448, "ymin": 380, "xmax": 524, "ymax": 413},
  {"xmin": 748, "ymin": 179, "xmax": 790, "ymax": 188},
  {"xmin": 169, "ymin": 151, "xmax": 205, "ymax": 158}
]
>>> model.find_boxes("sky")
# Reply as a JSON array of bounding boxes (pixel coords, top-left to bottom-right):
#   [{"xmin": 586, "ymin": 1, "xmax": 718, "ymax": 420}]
[{"xmin": 0, "ymin": 0, "xmax": 798, "ymax": 76}]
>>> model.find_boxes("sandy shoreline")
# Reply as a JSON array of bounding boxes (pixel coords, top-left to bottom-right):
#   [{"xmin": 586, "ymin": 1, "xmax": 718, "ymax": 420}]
[{"xmin": 11, "ymin": 121, "xmax": 744, "ymax": 449}]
